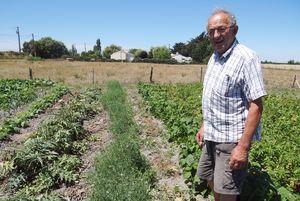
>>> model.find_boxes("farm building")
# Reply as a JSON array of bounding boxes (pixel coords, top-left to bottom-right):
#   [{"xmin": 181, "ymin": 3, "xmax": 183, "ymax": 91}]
[
  {"xmin": 171, "ymin": 52, "xmax": 193, "ymax": 63},
  {"xmin": 110, "ymin": 50, "xmax": 134, "ymax": 61}
]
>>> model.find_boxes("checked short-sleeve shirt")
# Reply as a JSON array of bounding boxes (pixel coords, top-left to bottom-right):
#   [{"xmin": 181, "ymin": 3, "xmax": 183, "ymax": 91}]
[{"xmin": 202, "ymin": 40, "xmax": 267, "ymax": 143}]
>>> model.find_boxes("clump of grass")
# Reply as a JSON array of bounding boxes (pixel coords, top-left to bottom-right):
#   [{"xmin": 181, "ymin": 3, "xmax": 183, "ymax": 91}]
[{"xmin": 89, "ymin": 80, "xmax": 154, "ymax": 201}]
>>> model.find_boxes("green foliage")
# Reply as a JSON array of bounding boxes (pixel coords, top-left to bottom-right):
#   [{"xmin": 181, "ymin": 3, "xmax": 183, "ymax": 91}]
[
  {"xmin": 80, "ymin": 50, "xmax": 98, "ymax": 61},
  {"xmin": 23, "ymin": 37, "xmax": 68, "ymax": 59},
  {"xmin": 93, "ymin": 38, "xmax": 102, "ymax": 57},
  {"xmin": 136, "ymin": 50, "xmax": 148, "ymax": 59},
  {"xmin": 90, "ymin": 135, "xmax": 153, "ymax": 201},
  {"xmin": 1, "ymin": 87, "xmax": 102, "ymax": 198},
  {"xmin": 0, "ymin": 84, "xmax": 69, "ymax": 141},
  {"xmin": 89, "ymin": 80, "xmax": 154, "ymax": 201},
  {"xmin": 130, "ymin": 49, "xmax": 148, "ymax": 59},
  {"xmin": 102, "ymin": 44, "xmax": 121, "ymax": 59},
  {"xmin": 287, "ymin": 60, "xmax": 300, "ymax": 64},
  {"xmin": 138, "ymin": 83, "xmax": 300, "ymax": 200},
  {"xmin": 151, "ymin": 46, "xmax": 171, "ymax": 60},
  {"xmin": 129, "ymin": 48, "xmax": 139, "ymax": 55},
  {"xmin": 0, "ymin": 79, "xmax": 54, "ymax": 111},
  {"xmin": 171, "ymin": 32, "xmax": 213, "ymax": 63},
  {"xmin": 101, "ymin": 81, "xmax": 135, "ymax": 136},
  {"xmin": 250, "ymin": 94, "xmax": 300, "ymax": 192},
  {"xmin": 69, "ymin": 44, "xmax": 79, "ymax": 59}
]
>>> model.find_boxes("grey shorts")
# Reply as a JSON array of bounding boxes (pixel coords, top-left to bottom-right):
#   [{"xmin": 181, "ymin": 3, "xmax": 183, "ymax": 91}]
[{"xmin": 197, "ymin": 141, "xmax": 247, "ymax": 195}]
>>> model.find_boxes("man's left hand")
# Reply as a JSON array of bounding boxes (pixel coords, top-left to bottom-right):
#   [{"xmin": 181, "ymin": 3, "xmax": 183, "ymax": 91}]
[{"xmin": 229, "ymin": 145, "xmax": 248, "ymax": 170}]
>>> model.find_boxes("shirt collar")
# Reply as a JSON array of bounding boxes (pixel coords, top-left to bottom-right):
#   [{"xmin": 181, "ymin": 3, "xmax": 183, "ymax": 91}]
[{"xmin": 214, "ymin": 39, "xmax": 238, "ymax": 61}]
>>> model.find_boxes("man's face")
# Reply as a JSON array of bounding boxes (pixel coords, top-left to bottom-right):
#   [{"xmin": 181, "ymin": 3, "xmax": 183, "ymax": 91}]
[{"xmin": 207, "ymin": 13, "xmax": 238, "ymax": 55}]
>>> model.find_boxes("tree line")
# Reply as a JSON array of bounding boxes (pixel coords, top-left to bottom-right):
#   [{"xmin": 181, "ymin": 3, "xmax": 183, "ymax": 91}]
[{"xmin": 22, "ymin": 32, "xmax": 213, "ymax": 63}]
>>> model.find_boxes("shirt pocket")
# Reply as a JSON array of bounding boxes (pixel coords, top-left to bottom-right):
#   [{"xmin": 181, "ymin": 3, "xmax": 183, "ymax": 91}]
[
  {"xmin": 214, "ymin": 74, "xmax": 239, "ymax": 98},
  {"xmin": 211, "ymin": 88, "xmax": 241, "ymax": 115}
]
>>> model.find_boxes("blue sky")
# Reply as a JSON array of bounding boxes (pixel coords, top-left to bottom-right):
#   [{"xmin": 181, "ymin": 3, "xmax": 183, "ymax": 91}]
[{"xmin": 0, "ymin": 0, "xmax": 299, "ymax": 62}]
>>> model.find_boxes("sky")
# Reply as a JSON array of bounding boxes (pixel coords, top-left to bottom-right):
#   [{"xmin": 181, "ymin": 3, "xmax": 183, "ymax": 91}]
[{"xmin": 0, "ymin": 0, "xmax": 299, "ymax": 63}]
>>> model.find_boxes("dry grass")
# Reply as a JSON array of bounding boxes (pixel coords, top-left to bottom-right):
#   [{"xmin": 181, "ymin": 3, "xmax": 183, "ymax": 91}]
[{"xmin": 0, "ymin": 59, "xmax": 299, "ymax": 90}]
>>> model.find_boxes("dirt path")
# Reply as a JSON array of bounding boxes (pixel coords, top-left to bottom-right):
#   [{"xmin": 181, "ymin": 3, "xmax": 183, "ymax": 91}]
[{"xmin": 126, "ymin": 84, "xmax": 206, "ymax": 201}]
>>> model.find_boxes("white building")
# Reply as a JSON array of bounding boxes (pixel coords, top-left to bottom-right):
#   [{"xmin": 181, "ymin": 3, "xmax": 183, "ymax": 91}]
[
  {"xmin": 110, "ymin": 50, "xmax": 134, "ymax": 61},
  {"xmin": 171, "ymin": 52, "xmax": 193, "ymax": 63}
]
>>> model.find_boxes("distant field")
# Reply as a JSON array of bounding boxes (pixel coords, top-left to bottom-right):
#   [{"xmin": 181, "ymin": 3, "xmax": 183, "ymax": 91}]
[{"xmin": 0, "ymin": 59, "xmax": 299, "ymax": 90}]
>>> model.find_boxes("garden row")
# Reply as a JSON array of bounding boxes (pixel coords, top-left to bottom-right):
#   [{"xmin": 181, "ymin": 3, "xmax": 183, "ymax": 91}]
[
  {"xmin": 138, "ymin": 83, "xmax": 300, "ymax": 201},
  {"xmin": 0, "ymin": 85, "xmax": 102, "ymax": 200},
  {"xmin": 89, "ymin": 81, "xmax": 154, "ymax": 200},
  {"xmin": 0, "ymin": 79, "xmax": 55, "ymax": 112},
  {"xmin": 0, "ymin": 83, "xmax": 69, "ymax": 141}
]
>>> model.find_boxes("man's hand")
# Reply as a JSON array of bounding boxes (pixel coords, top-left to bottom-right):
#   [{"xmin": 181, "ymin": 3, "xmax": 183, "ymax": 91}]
[
  {"xmin": 196, "ymin": 124, "xmax": 204, "ymax": 148},
  {"xmin": 229, "ymin": 145, "xmax": 248, "ymax": 170}
]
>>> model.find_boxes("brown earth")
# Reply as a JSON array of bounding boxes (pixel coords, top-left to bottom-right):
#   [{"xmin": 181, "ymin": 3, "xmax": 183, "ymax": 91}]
[{"xmin": 126, "ymin": 85, "xmax": 207, "ymax": 201}]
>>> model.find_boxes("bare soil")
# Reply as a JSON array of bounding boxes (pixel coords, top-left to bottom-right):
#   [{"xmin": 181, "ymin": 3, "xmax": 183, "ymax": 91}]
[{"xmin": 126, "ymin": 84, "xmax": 207, "ymax": 201}]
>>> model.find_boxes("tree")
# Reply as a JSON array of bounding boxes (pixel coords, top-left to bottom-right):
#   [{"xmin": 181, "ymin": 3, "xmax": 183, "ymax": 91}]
[
  {"xmin": 148, "ymin": 47, "xmax": 154, "ymax": 59},
  {"xmin": 93, "ymin": 38, "xmax": 101, "ymax": 58},
  {"xmin": 190, "ymin": 38, "xmax": 212, "ymax": 63},
  {"xmin": 102, "ymin": 44, "xmax": 121, "ymax": 59},
  {"xmin": 130, "ymin": 49, "xmax": 148, "ymax": 59},
  {"xmin": 129, "ymin": 48, "xmax": 139, "ymax": 55},
  {"xmin": 22, "ymin": 40, "xmax": 35, "ymax": 55},
  {"xmin": 171, "ymin": 42, "xmax": 187, "ymax": 55},
  {"xmin": 69, "ymin": 44, "xmax": 79, "ymax": 59},
  {"xmin": 171, "ymin": 32, "xmax": 213, "ymax": 63},
  {"xmin": 136, "ymin": 50, "xmax": 148, "ymax": 59},
  {"xmin": 23, "ymin": 37, "xmax": 68, "ymax": 59},
  {"xmin": 151, "ymin": 46, "xmax": 171, "ymax": 60}
]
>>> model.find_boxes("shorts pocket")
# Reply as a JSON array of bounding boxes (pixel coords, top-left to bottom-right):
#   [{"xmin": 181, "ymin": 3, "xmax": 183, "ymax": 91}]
[{"xmin": 223, "ymin": 160, "xmax": 246, "ymax": 191}]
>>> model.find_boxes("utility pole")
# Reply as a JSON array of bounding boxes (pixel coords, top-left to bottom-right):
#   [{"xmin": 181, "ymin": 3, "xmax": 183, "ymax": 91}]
[
  {"xmin": 32, "ymin": 33, "xmax": 36, "ymax": 57},
  {"xmin": 16, "ymin": 27, "xmax": 21, "ymax": 53},
  {"xmin": 84, "ymin": 43, "xmax": 86, "ymax": 52}
]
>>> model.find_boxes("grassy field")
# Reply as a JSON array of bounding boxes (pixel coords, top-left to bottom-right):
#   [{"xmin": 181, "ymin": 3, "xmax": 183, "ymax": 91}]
[{"xmin": 0, "ymin": 59, "xmax": 300, "ymax": 90}]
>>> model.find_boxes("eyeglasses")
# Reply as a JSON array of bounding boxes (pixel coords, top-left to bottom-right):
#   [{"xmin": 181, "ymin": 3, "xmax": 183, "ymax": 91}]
[{"xmin": 207, "ymin": 26, "xmax": 234, "ymax": 36}]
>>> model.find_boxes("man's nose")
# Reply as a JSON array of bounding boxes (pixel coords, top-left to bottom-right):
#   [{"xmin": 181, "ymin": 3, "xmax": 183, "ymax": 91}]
[{"xmin": 213, "ymin": 30, "xmax": 221, "ymax": 38}]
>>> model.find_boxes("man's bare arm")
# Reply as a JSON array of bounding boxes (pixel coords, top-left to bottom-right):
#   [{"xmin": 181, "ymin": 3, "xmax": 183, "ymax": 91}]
[{"xmin": 229, "ymin": 97, "xmax": 263, "ymax": 170}]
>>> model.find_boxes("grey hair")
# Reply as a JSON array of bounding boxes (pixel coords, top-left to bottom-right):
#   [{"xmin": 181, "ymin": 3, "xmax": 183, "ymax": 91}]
[{"xmin": 207, "ymin": 9, "xmax": 237, "ymax": 29}]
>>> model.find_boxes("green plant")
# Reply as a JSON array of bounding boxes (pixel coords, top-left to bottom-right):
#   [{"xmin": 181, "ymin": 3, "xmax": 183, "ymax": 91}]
[
  {"xmin": 137, "ymin": 83, "xmax": 300, "ymax": 200},
  {"xmin": 89, "ymin": 81, "xmax": 154, "ymax": 201},
  {"xmin": 1, "ymin": 87, "xmax": 102, "ymax": 198}
]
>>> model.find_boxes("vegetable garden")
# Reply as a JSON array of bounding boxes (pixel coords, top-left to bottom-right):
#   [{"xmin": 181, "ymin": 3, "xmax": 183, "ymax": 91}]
[
  {"xmin": 0, "ymin": 77, "xmax": 299, "ymax": 200},
  {"xmin": 138, "ymin": 83, "xmax": 300, "ymax": 201},
  {"xmin": 0, "ymin": 79, "xmax": 104, "ymax": 200}
]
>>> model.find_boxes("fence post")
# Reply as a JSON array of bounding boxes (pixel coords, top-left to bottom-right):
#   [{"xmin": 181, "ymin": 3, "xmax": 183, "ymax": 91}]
[
  {"xmin": 150, "ymin": 66, "xmax": 154, "ymax": 83},
  {"xmin": 92, "ymin": 68, "xmax": 95, "ymax": 84},
  {"xmin": 29, "ymin": 68, "xmax": 33, "ymax": 79},
  {"xmin": 200, "ymin": 66, "xmax": 203, "ymax": 83},
  {"xmin": 292, "ymin": 75, "xmax": 296, "ymax": 88}
]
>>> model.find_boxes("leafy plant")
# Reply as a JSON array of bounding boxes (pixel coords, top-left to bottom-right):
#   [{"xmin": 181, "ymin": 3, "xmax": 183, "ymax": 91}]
[{"xmin": 138, "ymin": 83, "xmax": 300, "ymax": 200}]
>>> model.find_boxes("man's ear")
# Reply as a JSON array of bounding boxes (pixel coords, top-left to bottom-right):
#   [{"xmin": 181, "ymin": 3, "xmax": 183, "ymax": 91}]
[{"xmin": 233, "ymin": 25, "xmax": 239, "ymax": 35}]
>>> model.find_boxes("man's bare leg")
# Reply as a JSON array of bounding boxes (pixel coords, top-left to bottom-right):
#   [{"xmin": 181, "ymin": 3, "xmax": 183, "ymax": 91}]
[
  {"xmin": 220, "ymin": 194, "xmax": 237, "ymax": 201},
  {"xmin": 207, "ymin": 180, "xmax": 220, "ymax": 201},
  {"xmin": 207, "ymin": 180, "xmax": 237, "ymax": 201}
]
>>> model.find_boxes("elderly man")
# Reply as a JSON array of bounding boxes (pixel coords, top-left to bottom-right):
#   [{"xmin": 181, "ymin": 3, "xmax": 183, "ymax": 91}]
[{"xmin": 196, "ymin": 9, "xmax": 266, "ymax": 201}]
